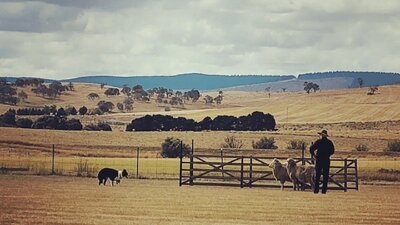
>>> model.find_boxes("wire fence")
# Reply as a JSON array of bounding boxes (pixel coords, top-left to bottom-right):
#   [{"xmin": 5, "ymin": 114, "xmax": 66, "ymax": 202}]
[{"xmin": 0, "ymin": 146, "xmax": 180, "ymax": 179}]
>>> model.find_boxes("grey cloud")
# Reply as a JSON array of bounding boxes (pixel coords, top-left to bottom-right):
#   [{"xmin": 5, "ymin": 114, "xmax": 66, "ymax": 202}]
[{"xmin": 0, "ymin": 0, "xmax": 400, "ymax": 79}]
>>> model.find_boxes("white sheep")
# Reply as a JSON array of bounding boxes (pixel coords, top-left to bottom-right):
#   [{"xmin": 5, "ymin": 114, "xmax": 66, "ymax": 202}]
[
  {"xmin": 286, "ymin": 158, "xmax": 304, "ymax": 191},
  {"xmin": 268, "ymin": 158, "xmax": 291, "ymax": 191},
  {"xmin": 286, "ymin": 158, "xmax": 316, "ymax": 191}
]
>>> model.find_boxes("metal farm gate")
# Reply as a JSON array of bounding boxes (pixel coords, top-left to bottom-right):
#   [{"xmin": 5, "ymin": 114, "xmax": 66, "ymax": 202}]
[{"xmin": 179, "ymin": 150, "xmax": 358, "ymax": 192}]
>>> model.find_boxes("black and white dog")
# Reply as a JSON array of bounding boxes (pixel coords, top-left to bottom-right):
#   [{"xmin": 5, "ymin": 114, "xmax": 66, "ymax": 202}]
[{"xmin": 97, "ymin": 168, "xmax": 128, "ymax": 186}]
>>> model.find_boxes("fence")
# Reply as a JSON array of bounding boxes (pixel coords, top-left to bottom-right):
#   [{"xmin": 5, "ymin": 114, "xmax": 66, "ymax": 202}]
[
  {"xmin": 0, "ymin": 145, "xmax": 180, "ymax": 179},
  {"xmin": 179, "ymin": 149, "xmax": 359, "ymax": 192}
]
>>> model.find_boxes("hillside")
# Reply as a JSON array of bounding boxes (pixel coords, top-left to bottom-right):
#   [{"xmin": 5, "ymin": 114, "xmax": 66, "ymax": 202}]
[
  {"xmin": 224, "ymin": 77, "xmax": 354, "ymax": 92},
  {"xmin": 62, "ymin": 73, "xmax": 295, "ymax": 90},
  {"xmin": 1, "ymin": 82, "xmax": 400, "ymax": 125},
  {"xmin": 298, "ymin": 71, "xmax": 400, "ymax": 88}
]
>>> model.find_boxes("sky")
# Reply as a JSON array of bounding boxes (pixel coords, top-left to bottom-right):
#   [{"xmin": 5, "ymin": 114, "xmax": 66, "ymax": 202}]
[{"xmin": 0, "ymin": 0, "xmax": 399, "ymax": 79}]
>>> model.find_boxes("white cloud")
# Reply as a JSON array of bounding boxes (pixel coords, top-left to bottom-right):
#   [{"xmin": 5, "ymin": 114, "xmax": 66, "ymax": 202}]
[{"xmin": 0, "ymin": 0, "xmax": 399, "ymax": 79}]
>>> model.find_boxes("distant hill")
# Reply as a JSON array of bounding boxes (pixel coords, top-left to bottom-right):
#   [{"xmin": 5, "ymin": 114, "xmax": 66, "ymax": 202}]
[
  {"xmin": 3, "ymin": 71, "xmax": 400, "ymax": 91},
  {"xmin": 298, "ymin": 71, "xmax": 400, "ymax": 88},
  {"xmin": 224, "ymin": 77, "xmax": 354, "ymax": 92},
  {"xmin": 3, "ymin": 77, "xmax": 56, "ymax": 84},
  {"xmin": 62, "ymin": 73, "xmax": 295, "ymax": 90}
]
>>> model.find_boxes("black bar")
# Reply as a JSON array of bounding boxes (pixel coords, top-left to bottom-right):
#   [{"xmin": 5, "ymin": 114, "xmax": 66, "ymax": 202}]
[
  {"xmin": 52, "ymin": 144, "xmax": 55, "ymax": 175},
  {"xmin": 301, "ymin": 143, "xmax": 305, "ymax": 166},
  {"xmin": 249, "ymin": 156, "xmax": 253, "ymax": 188},
  {"xmin": 179, "ymin": 141, "xmax": 183, "ymax": 186},
  {"xmin": 240, "ymin": 156, "xmax": 244, "ymax": 188},
  {"xmin": 344, "ymin": 158, "xmax": 348, "ymax": 192},
  {"xmin": 136, "ymin": 147, "xmax": 139, "ymax": 178}
]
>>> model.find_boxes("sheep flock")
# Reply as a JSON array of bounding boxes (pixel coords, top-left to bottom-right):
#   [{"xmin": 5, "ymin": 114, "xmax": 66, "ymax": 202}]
[{"xmin": 268, "ymin": 158, "xmax": 316, "ymax": 191}]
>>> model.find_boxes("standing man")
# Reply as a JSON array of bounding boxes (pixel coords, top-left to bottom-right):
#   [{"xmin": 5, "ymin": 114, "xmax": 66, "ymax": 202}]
[{"xmin": 310, "ymin": 130, "xmax": 335, "ymax": 194}]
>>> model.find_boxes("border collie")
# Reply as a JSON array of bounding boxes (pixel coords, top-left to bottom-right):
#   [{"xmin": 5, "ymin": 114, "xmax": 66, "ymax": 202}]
[{"xmin": 98, "ymin": 168, "xmax": 128, "ymax": 186}]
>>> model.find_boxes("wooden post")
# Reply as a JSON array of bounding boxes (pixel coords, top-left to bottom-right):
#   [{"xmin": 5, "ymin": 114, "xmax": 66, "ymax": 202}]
[
  {"xmin": 220, "ymin": 149, "xmax": 224, "ymax": 180},
  {"xmin": 240, "ymin": 156, "xmax": 244, "ymax": 188},
  {"xmin": 301, "ymin": 143, "xmax": 305, "ymax": 166},
  {"xmin": 179, "ymin": 141, "xmax": 183, "ymax": 186},
  {"xmin": 355, "ymin": 159, "xmax": 359, "ymax": 191},
  {"xmin": 249, "ymin": 156, "xmax": 253, "ymax": 188},
  {"xmin": 52, "ymin": 144, "xmax": 55, "ymax": 175},
  {"xmin": 136, "ymin": 147, "xmax": 139, "ymax": 178},
  {"xmin": 344, "ymin": 158, "xmax": 348, "ymax": 192},
  {"xmin": 189, "ymin": 140, "xmax": 194, "ymax": 185}
]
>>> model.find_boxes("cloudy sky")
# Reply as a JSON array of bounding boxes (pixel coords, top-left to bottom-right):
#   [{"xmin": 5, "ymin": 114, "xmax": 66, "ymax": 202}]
[{"xmin": 0, "ymin": 0, "xmax": 399, "ymax": 79}]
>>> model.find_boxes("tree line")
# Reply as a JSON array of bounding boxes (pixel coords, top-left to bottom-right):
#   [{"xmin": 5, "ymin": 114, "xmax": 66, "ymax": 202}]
[
  {"xmin": 126, "ymin": 111, "xmax": 276, "ymax": 132},
  {"xmin": 0, "ymin": 109, "xmax": 111, "ymax": 131}
]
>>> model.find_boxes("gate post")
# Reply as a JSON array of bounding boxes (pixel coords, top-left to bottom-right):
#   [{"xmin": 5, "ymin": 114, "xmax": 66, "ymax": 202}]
[
  {"xmin": 249, "ymin": 156, "xmax": 253, "ymax": 188},
  {"xmin": 344, "ymin": 158, "xmax": 348, "ymax": 192},
  {"xmin": 355, "ymin": 159, "xmax": 359, "ymax": 191},
  {"xmin": 240, "ymin": 156, "xmax": 244, "ymax": 188},
  {"xmin": 179, "ymin": 141, "xmax": 183, "ymax": 186},
  {"xmin": 136, "ymin": 147, "xmax": 140, "ymax": 178},
  {"xmin": 189, "ymin": 140, "xmax": 194, "ymax": 185},
  {"xmin": 52, "ymin": 144, "xmax": 55, "ymax": 175}
]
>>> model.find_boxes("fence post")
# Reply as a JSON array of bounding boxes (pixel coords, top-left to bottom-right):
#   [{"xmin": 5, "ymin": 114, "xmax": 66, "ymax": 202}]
[
  {"xmin": 355, "ymin": 159, "xmax": 359, "ymax": 191},
  {"xmin": 189, "ymin": 140, "xmax": 194, "ymax": 185},
  {"xmin": 240, "ymin": 156, "xmax": 244, "ymax": 188},
  {"xmin": 136, "ymin": 147, "xmax": 139, "ymax": 179},
  {"xmin": 249, "ymin": 156, "xmax": 253, "ymax": 188},
  {"xmin": 344, "ymin": 158, "xmax": 348, "ymax": 192},
  {"xmin": 301, "ymin": 143, "xmax": 305, "ymax": 166},
  {"xmin": 52, "ymin": 144, "xmax": 55, "ymax": 175},
  {"xmin": 220, "ymin": 149, "xmax": 224, "ymax": 180},
  {"xmin": 179, "ymin": 141, "xmax": 183, "ymax": 186}
]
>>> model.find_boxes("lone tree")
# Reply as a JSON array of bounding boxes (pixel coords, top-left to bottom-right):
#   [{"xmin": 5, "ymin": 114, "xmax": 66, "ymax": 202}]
[
  {"xmin": 304, "ymin": 82, "xmax": 320, "ymax": 94},
  {"xmin": 117, "ymin": 102, "xmax": 124, "ymax": 111},
  {"xmin": 367, "ymin": 86, "xmax": 379, "ymax": 95},
  {"xmin": 204, "ymin": 95, "xmax": 214, "ymax": 104},
  {"xmin": 357, "ymin": 77, "xmax": 364, "ymax": 88},
  {"xmin": 104, "ymin": 88, "xmax": 120, "ymax": 97},
  {"xmin": 18, "ymin": 91, "xmax": 28, "ymax": 102},
  {"xmin": 123, "ymin": 97, "xmax": 134, "ymax": 111},
  {"xmin": 97, "ymin": 101, "xmax": 114, "ymax": 113},
  {"xmin": 87, "ymin": 93, "xmax": 99, "ymax": 100},
  {"xmin": 78, "ymin": 106, "xmax": 88, "ymax": 115},
  {"xmin": 214, "ymin": 95, "xmax": 223, "ymax": 104}
]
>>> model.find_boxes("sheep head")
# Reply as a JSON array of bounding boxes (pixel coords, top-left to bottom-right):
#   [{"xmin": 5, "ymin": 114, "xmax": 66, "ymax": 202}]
[{"xmin": 268, "ymin": 158, "xmax": 281, "ymax": 168}]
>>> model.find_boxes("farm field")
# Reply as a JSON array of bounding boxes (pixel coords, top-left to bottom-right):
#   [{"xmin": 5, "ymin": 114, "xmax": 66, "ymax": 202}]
[{"xmin": 0, "ymin": 175, "xmax": 399, "ymax": 225}]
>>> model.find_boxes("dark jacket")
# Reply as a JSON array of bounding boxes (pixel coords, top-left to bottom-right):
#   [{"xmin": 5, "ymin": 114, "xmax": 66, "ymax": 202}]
[{"xmin": 309, "ymin": 137, "xmax": 335, "ymax": 161}]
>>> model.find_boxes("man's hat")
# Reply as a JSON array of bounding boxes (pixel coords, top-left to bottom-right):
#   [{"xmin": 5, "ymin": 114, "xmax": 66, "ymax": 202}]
[{"xmin": 318, "ymin": 129, "xmax": 329, "ymax": 136}]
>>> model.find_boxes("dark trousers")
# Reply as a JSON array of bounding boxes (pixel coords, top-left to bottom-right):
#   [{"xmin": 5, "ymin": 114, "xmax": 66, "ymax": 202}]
[{"xmin": 315, "ymin": 160, "xmax": 330, "ymax": 193}]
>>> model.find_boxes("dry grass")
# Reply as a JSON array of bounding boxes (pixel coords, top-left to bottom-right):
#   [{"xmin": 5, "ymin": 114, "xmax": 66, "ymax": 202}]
[
  {"xmin": 0, "ymin": 175, "xmax": 399, "ymax": 225},
  {"xmin": 2, "ymin": 83, "xmax": 400, "ymax": 124}
]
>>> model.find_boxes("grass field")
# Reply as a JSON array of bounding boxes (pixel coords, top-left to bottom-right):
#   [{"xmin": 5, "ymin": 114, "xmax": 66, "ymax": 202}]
[{"xmin": 0, "ymin": 175, "xmax": 399, "ymax": 225}]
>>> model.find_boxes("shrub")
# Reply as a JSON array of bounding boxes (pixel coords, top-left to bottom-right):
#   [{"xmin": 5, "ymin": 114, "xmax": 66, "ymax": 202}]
[
  {"xmin": 79, "ymin": 106, "xmax": 88, "ymax": 115},
  {"xmin": 64, "ymin": 119, "xmax": 83, "ymax": 130},
  {"xmin": 16, "ymin": 118, "xmax": 33, "ymax": 128},
  {"xmin": 222, "ymin": 136, "xmax": 244, "ymax": 149},
  {"xmin": 88, "ymin": 108, "xmax": 104, "ymax": 115},
  {"xmin": 354, "ymin": 144, "xmax": 369, "ymax": 152},
  {"xmin": 0, "ymin": 109, "xmax": 16, "ymax": 126},
  {"xmin": 252, "ymin": 137, "xmax": 278, "ymax": 150},
  {"xmin": 83, "ymin": 122, "xmax": 112, "ymax": 131},
  {"xmin": 161, "ymin": 137, "xmax": 190, "ymax": 158},
  {"xmin": 385, "ymin": 140, "xmax": 400, "ymax": 153},
  {"xmin": 66, "ymin": 106, "xmax": 77, "ymax": 115},
  {"xmin": 287, "ymin": 139, "xmax": 308, "ymax": 150}
]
